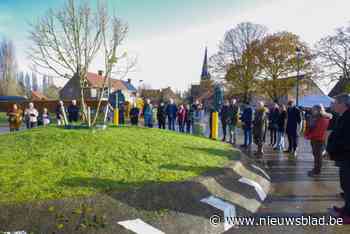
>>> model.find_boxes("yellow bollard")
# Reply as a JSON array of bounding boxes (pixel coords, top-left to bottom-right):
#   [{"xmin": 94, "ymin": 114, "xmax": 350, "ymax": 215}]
[
  {"xmin": 211, "ymin": 111, "xmax": 219, "ymax": 140},
  {"xmin": 114, "ymin": 108, "xmax": 119, "ymax": 126}
]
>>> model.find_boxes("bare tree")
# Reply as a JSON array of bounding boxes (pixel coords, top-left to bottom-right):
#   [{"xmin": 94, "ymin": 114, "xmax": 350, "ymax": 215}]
[
  {"xmin": 28, "ymin": 0, "xmax": 133, "ymax": 125},
  {"xmin": 315, "ymin": 25, "xmax": 350, "ymax": 82},
  {"xmin": 91, "ymin": 2, "xmax": 129, "ymax": 125},
  {"xmin": 28, "ymin": 0, "xmax": 102, "ymax": 119},
  {"xmin": 210, "ymin": 22, "xmax": 267, "ymax": 103}
]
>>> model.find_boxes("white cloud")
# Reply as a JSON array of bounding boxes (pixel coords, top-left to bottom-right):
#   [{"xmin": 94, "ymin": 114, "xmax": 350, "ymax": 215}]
[
  {"xmin": 16, "ymin": 0, "xmax": 350, "ymax": 92},
  {"xmin": 118, "ymin": 0, "xmax": 350, "ymax": 91}
]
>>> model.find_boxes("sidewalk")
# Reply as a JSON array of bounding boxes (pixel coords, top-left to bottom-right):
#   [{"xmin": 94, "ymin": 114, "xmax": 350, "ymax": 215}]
[{"xmin": 225, "ymin": 136, "xmax": 350, "ymax": 233}]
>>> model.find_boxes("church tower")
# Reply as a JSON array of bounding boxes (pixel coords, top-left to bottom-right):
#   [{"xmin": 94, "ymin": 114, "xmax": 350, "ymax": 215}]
[{"xmin": 200, "ymin": 47, "xmax": 211, "ymax": 81}]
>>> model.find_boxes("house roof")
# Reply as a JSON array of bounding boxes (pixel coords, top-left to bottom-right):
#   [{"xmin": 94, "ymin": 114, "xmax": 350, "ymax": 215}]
[
  {"xmin": 86, "ymin": 72, "xmax": 126, "ymax": 91},
  {"xmin": 31, "ymin": 91, "xmax": 48, "ymax": 100},
  {"xmin": 328, "ymin": 79, "xmax": 350, "ymax": 97},
  {"xmin": 121, "ymin": 80, "xmax": 137, "ymax": 92}
]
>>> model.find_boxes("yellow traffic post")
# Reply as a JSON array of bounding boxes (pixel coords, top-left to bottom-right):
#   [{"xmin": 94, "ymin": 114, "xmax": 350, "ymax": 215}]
[
  {"xmin": 114, "ymin": 108, "xmax": 119, "ymax": 126},
  {"xmin": 211, "ymin": 111, "xmax": 219, "ymax": 140}
]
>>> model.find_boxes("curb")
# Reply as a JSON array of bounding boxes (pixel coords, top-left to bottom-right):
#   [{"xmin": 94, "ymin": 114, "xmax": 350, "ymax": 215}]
[{"xmin": 0, "ymin": 151, "xmax": 271, "ymax": 234}]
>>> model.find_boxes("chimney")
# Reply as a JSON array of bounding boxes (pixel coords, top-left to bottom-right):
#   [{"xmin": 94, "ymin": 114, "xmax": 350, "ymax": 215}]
[
  {"xmin": 98, "ymin": 70, "xmax": 103, "ymax": 76},
  {"xmin": 127, "ymin": 78, "xmax": 132, "ymax": 84}
]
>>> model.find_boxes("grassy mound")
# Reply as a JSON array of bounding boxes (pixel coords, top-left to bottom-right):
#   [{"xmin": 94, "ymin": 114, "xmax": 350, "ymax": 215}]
[
  {"xmin": 0, "ymin": 127, "xmax": 238, "ymax": 204},
  {"xmin": 0, "ymin": 112, "xmax": 7, "ymax": 125}
]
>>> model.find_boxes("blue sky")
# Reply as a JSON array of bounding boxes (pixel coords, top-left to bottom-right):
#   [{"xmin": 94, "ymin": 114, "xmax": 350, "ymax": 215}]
[{"xmin": 1, "ymin": 0, "xmax": 350, "ymax": 92}]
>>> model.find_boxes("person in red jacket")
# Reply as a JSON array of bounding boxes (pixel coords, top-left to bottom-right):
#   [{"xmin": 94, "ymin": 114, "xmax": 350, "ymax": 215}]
[
  {"xmin": 177, "ymin": 104, "xmax": 187, "ymax": 132},
  {"xmin": 304, "ymin": 104, "xmax": 331, "ymax": 177}
]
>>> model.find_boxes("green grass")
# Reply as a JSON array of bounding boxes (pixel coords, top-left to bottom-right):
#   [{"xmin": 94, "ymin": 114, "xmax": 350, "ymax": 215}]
[
  {"xmin": 0, "ymin": 127, "xmax": 237, "ymax": 204},
  {"xmin": 0, "ymin": 112, "xmax": 7, "ymax": 125}
]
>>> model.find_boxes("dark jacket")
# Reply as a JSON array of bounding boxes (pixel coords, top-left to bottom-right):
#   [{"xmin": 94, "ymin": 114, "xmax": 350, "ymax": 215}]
[
  {"xmin": 157, "ymin": 105, "xmax": 167, "ymax": 122},
  {"xmin": 277, "ymin": 110, "xmax": 287, "ymax": 132},
  {"xmin": 130, "ymin": 107, "xmax": 140, "ymax": 118},
  {"xmin": 253, "ymin": 108, "xmax": 268, "ymax": 144},
  {"xmin": 220, "ymin": 104, "xmax": 230, "ymax": 123},
  {"xmin": 286, "ymin": 106, "xmax": 302, "ymax": 133},
  {"xmin": 327, "ymin": 109, "xmax": 350, "ymax": 162},
  {"xmin": 56, "ymin": 105, "xmax": 65, "ymax": 120},
  {"xmin": 67, "ymin": 104, "xmax": 80, "ymax": 122},
  {"xmin": 327, "ymin": 111, "xmax": 339, "ymax": 131},
  {"xmin": 269, "ymin": 108, "xmax": 280, "ymax": 130},
  {"xmin": 185, "ymin": 106, "xmax": 194, "ymax": 123},
  {"xmin": 166, "ymin": 104, "xmax": 177, "ymax": 119},
  {"xmin": 241, "ymin": 106, "xmax": 253, "ymax": 129},
  {"xmin": 228, "ymin": 104, "xmax": 240, "ymax": 126}
]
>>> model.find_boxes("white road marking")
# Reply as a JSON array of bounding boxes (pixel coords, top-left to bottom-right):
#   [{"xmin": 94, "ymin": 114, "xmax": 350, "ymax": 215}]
[
  {"xmin": 4, "ymin": 232, "xmax": 27, "ymax": 234},
  {"xmin": 118, "ymin": 219, "xmax": 164, "ymax": 234},
  {"xmin": 251, "ymin": 164, "xmax": 271, "ymax": 180},
  {"xmin": 201, "ymin": 196, "xmax": 237, "ymax": 231},
  {"xmin": 239, "ymin": 177, "xmax": 267, "ymax": 201}
]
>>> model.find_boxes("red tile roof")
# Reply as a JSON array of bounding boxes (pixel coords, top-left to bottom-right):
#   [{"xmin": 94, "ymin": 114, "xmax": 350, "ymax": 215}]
[
  {"xmin": 86, "ymin": 72, "xmax": 126, "ymax": 90},
  {"xmin": 31, "ymin": 91, "xmax": 48, "ymax": 100}
]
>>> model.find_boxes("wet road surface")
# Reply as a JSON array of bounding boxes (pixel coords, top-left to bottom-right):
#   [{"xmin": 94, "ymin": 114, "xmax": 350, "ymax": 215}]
[{"xmin": 225, "ymin": 137, "xmax": 350, "ymax": 233}]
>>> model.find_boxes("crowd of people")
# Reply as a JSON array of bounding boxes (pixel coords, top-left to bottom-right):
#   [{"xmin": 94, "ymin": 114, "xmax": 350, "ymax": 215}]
[
  {"xmin": 129, "ymin": 98, "xmax": 205, "ymax": 134},
  {"xmin": 224, "ymin": 99, "xmax": 303, "ymax": 158},
  {"xmin": 5, "ymin": 94, "xmax": 350, "ymax": 222},
  {"xmin": 6, "ymin": 100, "xmax": 81, "ymax": 131}
]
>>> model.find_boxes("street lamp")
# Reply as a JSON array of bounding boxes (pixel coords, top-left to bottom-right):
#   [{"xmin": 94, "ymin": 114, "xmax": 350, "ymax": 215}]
[{"xmin": 296, "ymin": 47, "xmax": 302, "ymax": 106}]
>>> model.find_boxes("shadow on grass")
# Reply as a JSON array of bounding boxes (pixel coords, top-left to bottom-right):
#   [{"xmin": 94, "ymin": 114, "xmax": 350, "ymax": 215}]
[
  {"xmin": 61, "ymin": 177, "xmax": 156, "ymax": 191},
  {"xmin": 58, "ymin": 161, "xmax": 258, "ymax": 221},
  {"xmin": 59, "ymin": 176, "xmax": 220, "ymax": 220}
]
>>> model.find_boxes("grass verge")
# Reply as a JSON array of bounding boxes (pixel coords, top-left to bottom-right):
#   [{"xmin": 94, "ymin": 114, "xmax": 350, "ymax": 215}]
[{"xmin": 0, "ymin": 126, "xmax": 238, "ymax": 204}]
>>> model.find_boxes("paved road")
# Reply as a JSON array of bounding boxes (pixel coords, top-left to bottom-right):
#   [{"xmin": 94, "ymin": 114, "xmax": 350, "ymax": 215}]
[{"xmin": 225, "ymin": 137, "xmax": 350, "ymax": 233}]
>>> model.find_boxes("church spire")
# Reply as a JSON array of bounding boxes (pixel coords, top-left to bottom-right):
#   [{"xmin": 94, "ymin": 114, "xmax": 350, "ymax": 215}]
[{"xmin": 200, "ymin": 47, "xmax": 211, "ymax": 81}]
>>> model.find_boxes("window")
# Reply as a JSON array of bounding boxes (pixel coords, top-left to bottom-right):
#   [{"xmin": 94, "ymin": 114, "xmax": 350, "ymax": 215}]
[
  {"xmin": 91, "ymin": 88, "xmax": 97, "ymax": 98},
  {"xmin": 102, "ymin": 88, "xmax": 109, "ymax": 99}
]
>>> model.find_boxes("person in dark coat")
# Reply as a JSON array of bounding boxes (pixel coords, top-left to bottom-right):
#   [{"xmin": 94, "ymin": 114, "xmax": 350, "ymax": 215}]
[
  {"xmin": 119, "ymin": 103, "xmax": 125, "ymax": 125},
  {"xmin": 185, "ymin": 104, "xmax": 194, "ymax": 133},
  {"xmin": 269, "ymin": 103, "xmax": 280, "ymax": 147},
  {"xmin": 327, "ymin": 103, "xmax": 339, "ymax": 132},
  {"xmin": 220, "ymin": 100, "xmax": 230, "ymax": 142},
  {"xmin": 275, "ymin": 105, "xmax": 287, "ymax": 151},
  {"xmin": 67, "ymin": 100, "xmax": 80, "ymax": 123},
  {"xmin": 129, "ymin": 103, "xmax": 140, "ymax": 126},
  {"xmin": 166, "ymin": 99, "xmax": 177, "ymax": 131},
  {"xmin": 253, "ymin": 101, "xmax": 268, "ymax": 157},
  {"xmin": 326, "ymin": 94, "xmax": 350, "ymax": 224},
  {"xmin": 240, "ymin": 102, "xmax": 253, "ymax": 148},
  {"xmin": 285, "ymin": 100, "xmax": 302, "ymax": 156},
  {"xmin": 157, "ymin": 102, "xmax": 167, "ymax": 129},
  {"xmin": 228, "ymin": 99, "xmax": 240, "ymax": 145}
]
